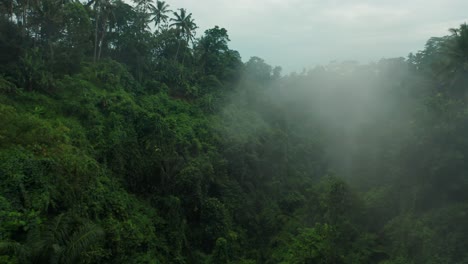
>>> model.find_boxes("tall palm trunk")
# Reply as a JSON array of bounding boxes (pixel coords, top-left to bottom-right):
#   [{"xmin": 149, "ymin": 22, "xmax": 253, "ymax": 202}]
[
  {"xmin": 97, "ymin": 20, "xmax": 107, "ymax": 61},
  {"xmin": 93, "ymin": 22, "xmax": 99, "ymax": 62},
  {"xmin": 93, "ymin": 4, "xmax": 99, "ymax": 62},
  {"xmin": 181, "ymin": 45, "xmax": 186, "ymax": 65},
  {"xmin": 22, "ymin": 0, "xmax": 29, "ymax": 30},
  {"xmin": 181, "ymin": 38, "xmax": 189, "ymax": 65},
  {"xmin": 175, "ymin": 39, "xmax": 181, "ymax": 61},
  {"xmin": 8, "ymin": 1, "xmax": 14, "ymax": 21}
]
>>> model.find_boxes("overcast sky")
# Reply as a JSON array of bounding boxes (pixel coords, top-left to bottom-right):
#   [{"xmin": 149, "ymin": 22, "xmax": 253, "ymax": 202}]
[{"xmin": 169, "ymin": 0, "xmax": 467, "ymax": 73}]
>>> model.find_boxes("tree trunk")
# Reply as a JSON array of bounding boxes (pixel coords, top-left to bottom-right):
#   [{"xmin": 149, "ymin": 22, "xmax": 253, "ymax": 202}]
[
  {"xmin": 8, "ymin": 1, "xmax": 13, "ymax": 21},
  {"xmin": 181, "ymin": 37, "xmax": 192, "ymax": 65},
  {"xmin": 175, "ymin": 39, "xmax": 181, "ymax": 61},
  {"xmin": 93, "ymin": 6, "xmax": 99, "ymax": 63},
  {"xmin": 181, "ymin": 47, "xmax": 186, "ymax": 65},
  {"xmin": 97, "ymin": 20, "xmax": 106, "ymax": 61}
]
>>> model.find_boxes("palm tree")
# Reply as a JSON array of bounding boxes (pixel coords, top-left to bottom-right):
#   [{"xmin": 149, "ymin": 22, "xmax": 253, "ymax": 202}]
[
  {"xmin": 150, "ymin": 0, "xmax": 170, "ymax": 32},
  {"xmin": 170, "ymin": 8, "xmax": 197, "ymax": 60},
  {"xmin": 170, "ymin": 8, "xmax": 197, "ymax": 42}
]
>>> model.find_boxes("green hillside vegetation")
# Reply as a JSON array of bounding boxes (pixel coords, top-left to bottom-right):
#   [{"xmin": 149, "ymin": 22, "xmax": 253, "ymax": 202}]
[{"xmin": 1, "ymin": 1, "xmax": 468, "ymax": 263}]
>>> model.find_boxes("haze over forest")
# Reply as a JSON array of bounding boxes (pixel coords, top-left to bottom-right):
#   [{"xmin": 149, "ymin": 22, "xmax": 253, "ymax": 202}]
[
  {"xmin": 175, "ymin": 0, "xmax": 468, "ymax": 72},
  {"xmin": 0, "ymin": 1, "xmax": 468, "ymax": 264}
]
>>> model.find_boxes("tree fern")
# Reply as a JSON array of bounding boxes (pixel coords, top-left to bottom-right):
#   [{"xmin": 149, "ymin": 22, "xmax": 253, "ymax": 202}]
[
  {"xmin": 7, "ymin": 213, "xmax": 105, "ymax": 264},
  {"xmin": 59, "ymin": 222, "xmax": 104, "ymax": 264}
]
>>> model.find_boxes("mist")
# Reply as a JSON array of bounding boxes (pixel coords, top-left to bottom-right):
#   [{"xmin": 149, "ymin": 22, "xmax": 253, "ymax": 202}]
[{"xmin": 216, "ymin": 25, "xmax": 468, "ymax": 260}]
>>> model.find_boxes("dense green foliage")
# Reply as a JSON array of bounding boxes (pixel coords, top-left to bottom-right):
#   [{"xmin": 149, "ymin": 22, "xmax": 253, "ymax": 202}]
[{"xmin": 1, "ymin": 1, "xmax": 468, "ymax": 263}]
